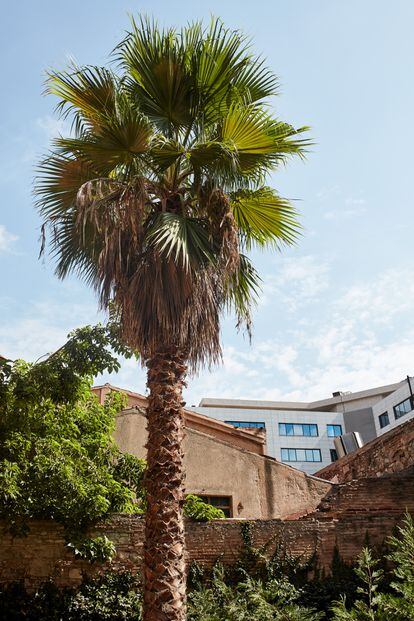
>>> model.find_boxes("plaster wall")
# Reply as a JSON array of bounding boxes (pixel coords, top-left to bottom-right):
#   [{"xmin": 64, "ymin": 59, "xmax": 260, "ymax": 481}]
[{"xmin": 114, "ymin": 409, "xmax": 332, "ymax": 519}]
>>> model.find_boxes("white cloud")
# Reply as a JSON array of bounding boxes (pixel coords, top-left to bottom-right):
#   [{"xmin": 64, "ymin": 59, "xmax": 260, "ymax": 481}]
[
  {"xmin": 0, "ymin": 225, "xmax": 18, "ymax": 253},
  {"xmin": 0, "ymin": 296, "xmax": 100, "ymax": 361},
  {"xmin": 2, "ymin": 264, "xmax": 413, "ymax": 410},
  {"xmin": 262, "ymin": 255, "xmax": 330, "ymax": 311},
  {"xmin": 186, "ymin": 265, "xmax": 414, "ymax": 404},
  {"xmin": 324, "ymin": 197, "xmax": 366, "ymax": 220},
  {"xmin": 36, "ymin": 115, "xmax": 69, "ymax": 140}
]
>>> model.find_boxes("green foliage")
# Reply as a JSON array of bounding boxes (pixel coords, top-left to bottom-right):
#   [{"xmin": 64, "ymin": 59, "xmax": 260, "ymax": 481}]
[
  {"xmin": 35, "ymin": 16, "xmax": 311, "ymax": 364},
  {"xmin": 1, "ymin": 515, "xmax": 414, "ymax": 620},
  {"xmin": 0, "ymin": 571, "xmax": 142, "ymax": 621},
  {"xmin": 380, "ymin": 512, "xmax": 414, "ymax": 619},
  {"xmin": 0, "ymin": 325, "xmax": 145, "ymax": 538},
  {"xmin": 184, "ymin": 494, "xmax": 225, "ymax": 521},
  {"xmin": 330, "ymin": 513, "xmax": 414, "ymax": 620},
  {"xmin": 67, "ymin": 571, "xmax": 142, "ymax": 620},
  {"xmin": 330, "ymin": 548, "xmax": 385, "ymax": 620},
  {"xmin": 67, "ymin": 536, "xmax": 117, "ymax": 564},
  {"xmin": 188, "ymin": 563, "xmax": 323, "ymax": 621}
]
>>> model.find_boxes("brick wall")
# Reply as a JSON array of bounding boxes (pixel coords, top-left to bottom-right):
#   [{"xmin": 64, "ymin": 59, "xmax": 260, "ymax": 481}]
[
  {"xmin": 316, "ymin": 417, "xmax": 414, "ymax": 482},
  {"xmin": 0, "ymin": 513, "xmax": 405, "ymax": 591},
  {"xmin": 1, "ymin": 467, "xmax": 413, "ymax": 590}
]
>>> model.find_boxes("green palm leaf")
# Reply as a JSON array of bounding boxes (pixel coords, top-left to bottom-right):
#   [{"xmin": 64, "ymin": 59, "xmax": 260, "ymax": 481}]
[
  {"xmin": 231, "ymin": 187, "xmax": 302, "ymax": 248},
  {"xmin": 117, "ymin": 16, "xmax": 195, "ymax": 131},
  {"xmin": 46, "ymin": 65, "xmax": 118, "ymax": 134},
  {"xmin": 146, "ymin": 213, "xmax": 218, "ymax": 272}
]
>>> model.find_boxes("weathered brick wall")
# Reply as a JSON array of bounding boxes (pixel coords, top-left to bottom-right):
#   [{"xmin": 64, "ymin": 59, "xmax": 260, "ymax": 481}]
[
  {"xmin": 315, "ymin": 469, "xmax": 414, "ymax": 516},
  {"xmin": 0, "ymin": 514, "xmax": 404, "ymax": 591},
  {"xmin": 316, "ymin": 418, "xmax": 414, "ymax": 482},
  {"xmin": 1, "ymin": 468, "xmax": 412, "ymax": 591}
]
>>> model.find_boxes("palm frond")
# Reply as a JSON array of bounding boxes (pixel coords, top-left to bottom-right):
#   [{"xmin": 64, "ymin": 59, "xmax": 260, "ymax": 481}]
[
  {"xmin": 231, "ymin": 187, "xmax": 302, "ymax": 249},
  {"xmin": 35, "ymin": 154, "xmax": 98, "ymax": 220},
  {"xmin": 226, "ymin": 254, "xmax": 262, "ymax": 335},
  {"xmin": 146, "ymin": 213, "xmax": 218, "ymax": 272},
  {"xmin": 117, "ymin": 16, "xmax": 195, "ymax": 132},
  {"xmin": 46, "ymin": 65, "xmax": 118, "ymax": 135}
]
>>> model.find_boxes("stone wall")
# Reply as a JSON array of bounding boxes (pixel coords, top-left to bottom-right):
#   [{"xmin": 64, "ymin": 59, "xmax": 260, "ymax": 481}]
[
  {"xmin": 0, "ymin": 514, "xmax": 404, "ymax": 591},
  {"xmin": 1, "ymin": 467, "xmax": 413, "ymax": 591},
  {"xmin": 316, "ymin": 417, "xmax": 414, "ymax": 482}
]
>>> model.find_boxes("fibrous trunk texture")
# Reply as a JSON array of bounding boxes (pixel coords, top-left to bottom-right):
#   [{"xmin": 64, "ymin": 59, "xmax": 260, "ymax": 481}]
[{"xmin": 143, "ymin": 347, "xmax": 188, "ymax": 621}]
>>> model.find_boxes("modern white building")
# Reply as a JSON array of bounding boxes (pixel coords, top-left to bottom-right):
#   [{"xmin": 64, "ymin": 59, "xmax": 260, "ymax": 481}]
[
  {"xmin": 191, "ymin": 377, "xmax": 414, "ymax": 475},
  {"xmin": 372, "ymin": 376, "xmax": 414, "ymax": 437}
]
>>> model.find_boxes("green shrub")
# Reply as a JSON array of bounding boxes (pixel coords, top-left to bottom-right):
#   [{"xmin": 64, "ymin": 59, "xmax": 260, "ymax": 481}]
[
  {"xmin": 0, "ymin": 571, "xmax": 141, "ymax": 621},
  {"xmin": 184, "ymin": 494, "xmax": 225, "ymax": 521},
  {"xmin": 67, "ymin": 536, "xmax": 117, "ymax": 564},
  {"xmin": 0, "ymin": 326, "xmax": 145, "ymax": 538}
]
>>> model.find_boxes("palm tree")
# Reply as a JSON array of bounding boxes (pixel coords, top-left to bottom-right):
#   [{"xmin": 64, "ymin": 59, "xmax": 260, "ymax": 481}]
[{"xmin": 35, "ymin": 16, "xmax": 309, "ymax": 621}]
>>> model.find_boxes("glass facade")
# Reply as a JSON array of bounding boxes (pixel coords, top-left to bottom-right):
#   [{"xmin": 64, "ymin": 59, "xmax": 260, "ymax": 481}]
[
  {"xmin": 280, "ymin": 448, "xmax": 322, "ymax": 463},
  {"xmin": 279, "ymin": 423, "xmax": 318, "ymax": 437},
  {"xmin": 378, "ymin": 412, "xmax": 390, "ymax": 429},
  {"xmin": 327, "ymin": 424, "xmax": 343, "ymax": 437},
  {"xmin": 225, "ymin": 420, "xmax": 265, "ymax": 429},
  {"xmin": 393, "ymin": 398, "xmax": 413, "ymax": 420}
]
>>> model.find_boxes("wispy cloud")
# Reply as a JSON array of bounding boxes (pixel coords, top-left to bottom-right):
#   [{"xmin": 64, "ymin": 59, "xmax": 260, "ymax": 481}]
[
  {"xmin": 262, "ymin": 255, "xmax": 330, "ymax": 311},
  {"xmin": 0, "ymin": 225, "xmax": 18, "ymax": 253},
  {"xmin": 36, "ymin": 115, "xmax": 69, "ymax": 141},
  {"xmin": 2, "ymin": 263, "xmax": 413, "ymax": 409},
  {"xmin": 186, "ymin": 266, "xmax": 414, "ymax": 404},
  {"xmin": 324, "ymin": 197, "xmax": 366, "ymax": 220}
]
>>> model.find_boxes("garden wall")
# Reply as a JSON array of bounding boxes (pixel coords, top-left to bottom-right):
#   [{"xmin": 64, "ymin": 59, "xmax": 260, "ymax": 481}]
[
  {"xmin": 316, "ymin": 417, "xmax": 414, "ymax": 482},
  {"xmin": 1, "ymin": 463, "xmax": 412, "ymax": 591},
  {"xmin": 0, "ymin": 514, "xmax": 404, "ymax": 590}
]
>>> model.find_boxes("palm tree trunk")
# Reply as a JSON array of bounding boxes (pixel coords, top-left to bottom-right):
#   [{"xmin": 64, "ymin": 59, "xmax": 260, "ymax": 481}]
[{"xmin": 143, "ymin": 347, "xmax": 187, "ymax": 621}]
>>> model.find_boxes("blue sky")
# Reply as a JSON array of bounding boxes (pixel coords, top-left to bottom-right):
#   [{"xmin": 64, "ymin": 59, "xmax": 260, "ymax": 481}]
[{"xmin": 1, "ymin": 0, "xmax": 414, "ymax": 405}]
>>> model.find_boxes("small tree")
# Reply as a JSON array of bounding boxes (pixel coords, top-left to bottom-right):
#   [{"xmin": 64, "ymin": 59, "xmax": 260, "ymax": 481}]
[{"xmin": 0, "ymin": 325, "xmax": 145, "ymax": 538}]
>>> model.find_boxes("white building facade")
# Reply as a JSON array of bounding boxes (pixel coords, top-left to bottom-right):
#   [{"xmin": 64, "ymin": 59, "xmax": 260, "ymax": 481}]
[
  {"xmin": 192, "ymin": 378, "xmax": 413, "ymax": 475},
  {"xmin": 372, "ymin": 376, "xmax": 414, "ymax": 437}
]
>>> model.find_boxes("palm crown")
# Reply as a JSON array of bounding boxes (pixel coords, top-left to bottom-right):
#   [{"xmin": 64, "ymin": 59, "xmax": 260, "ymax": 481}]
[{"xmin": 36, "ymin": 17, "xmax": 310, "ymax": 369}]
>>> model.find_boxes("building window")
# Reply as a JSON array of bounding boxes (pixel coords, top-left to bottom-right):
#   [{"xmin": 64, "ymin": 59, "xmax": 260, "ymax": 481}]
[
  {"xmin": 378, "ymin": 412, "xmax": 390, "ymax": 429},
  {"xmin": 280, "ymin": 448, "xmax": 322, "ymax": 463},
  {"xmin": 225, "ymin": 421, "xmax": 265, "ymax": 429},
  {"xmin": 279, "ymin": 423, "xmax": 318, "ymax": 437},
  {"xmin": 393, "ymin": 398, "xmax": 413, "ymax": 420},
  {"xmin": 198, "ymin": 495, "xmax": 232, "ymax": 517},
  {"xmin": 327, "ymin": 424, "xmax": 343, "ymax": 437},
  {"xmin": 330, "ymin": 449, "xmax": 338, "ymax": 462}
]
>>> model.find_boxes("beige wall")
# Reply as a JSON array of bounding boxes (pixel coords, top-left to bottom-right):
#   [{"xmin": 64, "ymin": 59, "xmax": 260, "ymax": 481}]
[{"xmin": 115, "ymin": 409, "xmax": 332, "ymax": 520}]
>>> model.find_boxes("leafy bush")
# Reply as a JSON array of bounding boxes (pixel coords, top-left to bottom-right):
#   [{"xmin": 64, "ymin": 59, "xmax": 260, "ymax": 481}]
[
  {"xmin": 67, "ymin": 571, "xmax": 142, "ymax": 621},
  {"xmin": 184, "ymin": 494, "xmax": 225, "ymax": 521},
  {"xmin": 331, "ymin": 513, "xmax": 414, "ymax": 620},
  {"xmin": 0, "ymin": 571, "xmax": 141, "ymax": 621},
  {"xmin": 0, "ymin": 326, "xmax": 145, "ymax": 541},
  {"xmin": 67, "ymin": 536, "xmax": 117, "ymax": 564},
  {"xmin": 188, "ymin": 563, "xmax": 323, "ymax": 621}
]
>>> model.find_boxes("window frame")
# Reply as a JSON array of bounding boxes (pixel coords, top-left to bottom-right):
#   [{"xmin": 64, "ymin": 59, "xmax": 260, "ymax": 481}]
[
  {"xmin": 279, "ymin": 422, "xmax": 319, "ymax": 437},
  {"xmin": 330, "ymin": 448, "xmax": 338, "ymax": 462},
  {"xmin": 197, "ymin": 494, "xmax": 233, "ymax": 518},
  {"xmin": 393, "ymin": 397, "xmax": 413, "ymax": 421},
  {"xmin": 378, "ymin": 411, "xmax": 390, "ymax": 429},
  {"xmin": 225, "ymin": 420, "xmax": 266, "ymax": 429},
  {"xmin": 280, "ymin": 447, "xmax": 322, "ymax": 463},
  {"xmin": 327, "ymin": 424, "xmax": 343, "ymax": 437}
]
